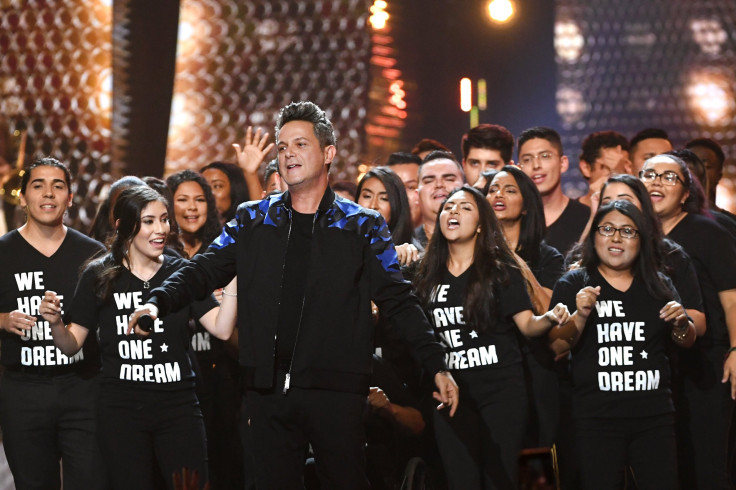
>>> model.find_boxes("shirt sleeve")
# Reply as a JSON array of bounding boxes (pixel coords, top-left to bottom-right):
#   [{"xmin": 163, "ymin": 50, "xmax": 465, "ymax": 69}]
[
  {"xmin": 534, "ymin": 242, "xmax": 565, "ymax": 290},
  {"xmin": 664, "ymin": 244, "xmax": 703, "ymax": 312},
  {"xmin": 191, "ymin": 293, "xmax": 219, "ymax": 321},
  {"xmin": 705, "ymin": 222, "xmax": 736, "ymax": 293},
  {"xmin": 499, "ymin": 266, "xmax": 534, "ymax": 318}
]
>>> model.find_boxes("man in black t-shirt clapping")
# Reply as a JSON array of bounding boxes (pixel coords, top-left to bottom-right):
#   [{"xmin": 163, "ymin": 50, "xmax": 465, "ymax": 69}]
[{"xmin": 0, "ymin": 158, "xmax": 106, "ymax": 489}]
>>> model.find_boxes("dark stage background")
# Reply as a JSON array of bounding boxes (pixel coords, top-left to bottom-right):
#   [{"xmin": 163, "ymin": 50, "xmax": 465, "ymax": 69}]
[{"xmin": 1, "ymin": 0, "xmax": 735, "ymax": 232}]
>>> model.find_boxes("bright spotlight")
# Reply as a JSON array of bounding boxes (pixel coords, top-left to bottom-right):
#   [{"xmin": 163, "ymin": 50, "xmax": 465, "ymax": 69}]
[
  {"xmin": 487, "ymin": 0, "xmax": 514, "ymax": 23},
  {"xmin": 370, "ymin": 0, "xmax": 389, "ymax": 30},
  {"xmin": 687, "ymin": 72, "xmax": 735, "ymax": 126}
]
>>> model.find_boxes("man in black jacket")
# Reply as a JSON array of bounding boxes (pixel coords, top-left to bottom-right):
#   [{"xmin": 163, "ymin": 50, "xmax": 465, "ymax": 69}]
[{"xmin": 129, "ymin": 101, "xmax": 458, "ymax": 488}]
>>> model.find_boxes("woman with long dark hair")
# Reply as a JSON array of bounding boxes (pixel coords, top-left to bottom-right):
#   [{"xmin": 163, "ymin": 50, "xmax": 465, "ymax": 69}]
[
  {"xmin": 356, "ymin": 166, "xmax": 414, "ymax": 246},
  {"xmin": 166, "ymin": 170, "xmax": 221, "ymax": 258},
  {"xmin": 596, "ymin": 174, "xmax": 705, "ymax": 334},
  {"xmin": 484, "ymin": 165, "xmax": 565, "ymax": 451},
  {"xmin": 166, "ymin": 169, "xmax": 243, "ymax": 489},
  {"xmin": 40, "ymin": 186, "xmax": 236, "ymax": 489},
  {"xmin": 484, "ymin": 165, "xmax": 563, "ymax": 313},
  {"xmin": 549, "ymin": 200, "xmax": 694, "ymax": 489},
  {"xmin": 413, "ymin": 185, "xmax": 568, "ymax": 489},
  {"xmin": 640, "ymin": 153, "xmax": 736, "ymax": 488},
  {"xmin": 200, "ymin": 161, "xmax": 250, "ymax": 225}
]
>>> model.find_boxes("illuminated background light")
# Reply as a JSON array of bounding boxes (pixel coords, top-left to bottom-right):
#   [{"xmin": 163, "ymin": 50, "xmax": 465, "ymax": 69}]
[
  {"xmin": 686, "ymin": 72, "xmax": 735, "ymax": 126},
  {"xmin": 690, "ymin": 19, "xmax": 727, "ymax": 55},
  {"xmin": 555, "ymin": 20, "xmax": 584, "ymax": 62},
  {"xmin": 369, "ymin": 0, "xmax": 388, "ymax": 30},
  {"xmin": 460, "ymin": 77, "xmax": 472, "ymax": 112},
  {"xmin": 487, "ymin": 0, "xmax": 514, "ymax": 24}
]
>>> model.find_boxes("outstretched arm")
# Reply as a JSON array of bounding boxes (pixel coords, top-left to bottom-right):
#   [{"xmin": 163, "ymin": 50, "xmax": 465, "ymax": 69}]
[
  {"xmin": 198, "ymin": 277, "xmax": 238, "ymax": 341},
  {"xmin": 513, "ymin": 303, "xmax": 570, "ymax": 337}
]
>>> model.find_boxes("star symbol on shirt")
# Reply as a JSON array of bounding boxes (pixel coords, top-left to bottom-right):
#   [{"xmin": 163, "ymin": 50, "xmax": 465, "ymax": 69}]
[
  {"xmin": 640, "ymin": 350, "xmax": 648, "ymax": 359},
  {"xmin": 160, "ymin": 343, "xmax": 169, "ymax": 353},
  {"xmin": 470, "ymin": 330, "xmax": 479, "ymax": 339}
]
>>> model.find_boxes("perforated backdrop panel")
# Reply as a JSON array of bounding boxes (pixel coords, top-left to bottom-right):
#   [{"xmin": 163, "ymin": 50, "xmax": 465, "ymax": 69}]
[
  {"xmin": 165, "ymin": 0, "xmax": 372, "ymax": 182},
  {"xmin": 555, "ymin": 0, "xmax": 736, "ymax": 205}
]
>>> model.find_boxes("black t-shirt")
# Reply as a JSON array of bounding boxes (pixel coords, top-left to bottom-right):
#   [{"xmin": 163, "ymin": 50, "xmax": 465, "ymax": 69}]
[
  {"xmin": 667, "ymin": 213, "xmax": 736, "ymax": 344},
  {"xmin": 661, "ymin": 239, "xmax": 703, "ymax": 312},
  {"xmin": 428, "ymin": 264, "xmax": 532, "ymax": 372},
  {"xmin": 712, "ymin": 210, "xmax": 736, "ymax": 241},
  {"xmin": 276, "ymin": 210, "xmax": 314, "ymax": 365},
  {"xmin": 69, "ymin": 255, "xmax": 218, "ymax": 391},
  {"xmin": 529, "ymin": 241, "xmax": 565, "ymax": 290},
  {"xmin": 545, "ymin": 198, "xmax": 590, "ymax": 257},
  {"xmin": 0, "ymin": 229, "xmax": 104, "ymax": 372},
  {"xmin": 550, "ymin": 268, "xmax": 678, "ymax": 418},
  {"xmin": 189, "ymin": 244, "xmax": 229, "ymax": 365},
  {"xmin": 523, "ymin": 241, "xmax": 565, "ymax": 359}
]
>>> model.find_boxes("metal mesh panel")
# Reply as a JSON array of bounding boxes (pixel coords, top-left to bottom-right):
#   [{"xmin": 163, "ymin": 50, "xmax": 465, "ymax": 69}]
[
  {"xmin": 555, "ymin": 0, "xmax": 736, "ymax": 207},
  {"xmin": 0, "ymin": 1, "xmax": 113, "ymax": 229},
  {"xmin": 165, "ymin": 0, "xmax": 373, "ymax": 182}
]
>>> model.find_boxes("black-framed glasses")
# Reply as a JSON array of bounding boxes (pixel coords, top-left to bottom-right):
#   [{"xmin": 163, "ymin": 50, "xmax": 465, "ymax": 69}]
[
  {"xmin": 595, "ymin": 225, "xmax": 640, "ymax": 239},
  {"xmin": 639, "ymin": 169, "xmax": 685, "ymax": 186}
]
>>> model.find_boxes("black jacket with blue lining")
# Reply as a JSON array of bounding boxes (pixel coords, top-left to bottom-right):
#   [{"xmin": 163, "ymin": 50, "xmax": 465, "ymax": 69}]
[{"xmin": 147, "ymin": 187, "xmax": 447, "ymax": 395}]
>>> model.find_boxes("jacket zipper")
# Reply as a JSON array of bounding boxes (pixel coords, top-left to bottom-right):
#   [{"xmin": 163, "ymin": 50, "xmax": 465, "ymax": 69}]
[
  {"xmin": 283, "ymin": 211, "xmax": 317, "ymax": 394},
  {"xmin": 274, "ymin": 208, "xmax": 293, "ymax": 392}
]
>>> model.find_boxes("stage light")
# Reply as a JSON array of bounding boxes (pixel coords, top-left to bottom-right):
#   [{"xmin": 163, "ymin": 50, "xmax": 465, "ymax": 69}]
[
  {"xmin": 690, "ymin": 19, "xmax": 727, "ymax": 55},
  {"xmin": 460, "ymin": 78, "xmax": 472, "ymax": 112},
  {"xmin": 389, "ymin": 80, "xmax": 406, "ymax": 110},
  {"xmin": 487, "ymin": 0, "xmax": 514, "ymax": 24},
  {"xmin": 686, "ymin": 72, "xmax": 735, "ymax": 126},
  {"xmin": 556, "ymin": 86, "xmax": 587, "ymax": 124},
  {"xmin": 370, "ymin": 0, "xmax": 389, "ymax": 30},
  {"xmin": 477, "ymin": 79, "xmax": 487, "ymax": 110},
  {"xmin": 555, "ymin": 20, "xmax": 584, "ymax": 62}
]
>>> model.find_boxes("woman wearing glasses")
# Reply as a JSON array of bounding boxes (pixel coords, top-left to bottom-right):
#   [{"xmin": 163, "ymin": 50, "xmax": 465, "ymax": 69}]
[
  {"xmin": 549, "ymin": 200, "xmax": 694, "ymax": 489},
  {"xmin": 640, "ymin": 153, "xmax": 736, "ymax": 489}
]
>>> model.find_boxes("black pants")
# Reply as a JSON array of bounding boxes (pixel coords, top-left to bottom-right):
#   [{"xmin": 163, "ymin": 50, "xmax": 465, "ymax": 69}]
[
  {"xmin": 242, "ymin": 387, "xmax": 369, "ymax": 489},
  {"xmin": 196, "ymin": 357, "xmax": 243, "ymax": 490},
  {"xmin": 576, "ymin": 413, "xmax": 677, "ymax": 490},
  {"xmin": 97, "ymin": 387, "xmax": 207, "ymax": 490},
  {"xmin": 433, "ymin": 367, "xmax": 527, "ymax": 490},
  {"xmin": 0, "ymin": 371, "xmax": 107, "ymax": 490},
  {"xmin": 676, "ymin": 343, "xmax": 734, "ymax": 489}
]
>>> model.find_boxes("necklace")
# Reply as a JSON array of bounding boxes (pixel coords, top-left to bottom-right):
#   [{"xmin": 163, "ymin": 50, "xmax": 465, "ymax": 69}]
[
  {"xmin": 142, "ymin": 268, "xmax": 157, "ymax": 289},
  {"xmin": 133, "ymin": 266, "xmax": 159, "ymax": 289}
]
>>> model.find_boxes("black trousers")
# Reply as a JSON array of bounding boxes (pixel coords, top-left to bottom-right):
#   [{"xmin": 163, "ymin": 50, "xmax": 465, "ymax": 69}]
[
  {"xmin": 242, "ymin": 387, "xmax": 370, "ymax": 489},
  {"xmin": 433, "ymin": 367, "xmax": 527, "ymax": 490},
  {"xmin": 96, "ymin": 387, "xmax": 207, "ymax": 490},
  {"xmin": 576, "ymin": 413, "xmax": 677, "ymax": 490},
  {"xmin": 0, "ymin": 371, "xmax": 107, "ymax": 490},
  {"xmin": 196, "ymin": 357, "xmax": 243, "ymax": 490}
]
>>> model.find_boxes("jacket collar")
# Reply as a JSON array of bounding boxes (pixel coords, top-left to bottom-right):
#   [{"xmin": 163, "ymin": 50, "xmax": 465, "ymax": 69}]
[{"xmin": 278, "ymin": 186, "xmax": 336, "ymax": 215}]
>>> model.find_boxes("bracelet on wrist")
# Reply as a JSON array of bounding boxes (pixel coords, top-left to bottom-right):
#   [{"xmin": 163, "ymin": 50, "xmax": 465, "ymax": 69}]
[
  {"xmin": 222, "ymin": 289, "xmax": 237, "ymax": 297},
  {"xmin": 672, "ymin": 325, "xmax": 689, "ymax": 342},
  {"xmin": 727, "ymin": 346, "xmax": 736, "ymax": 356}
]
